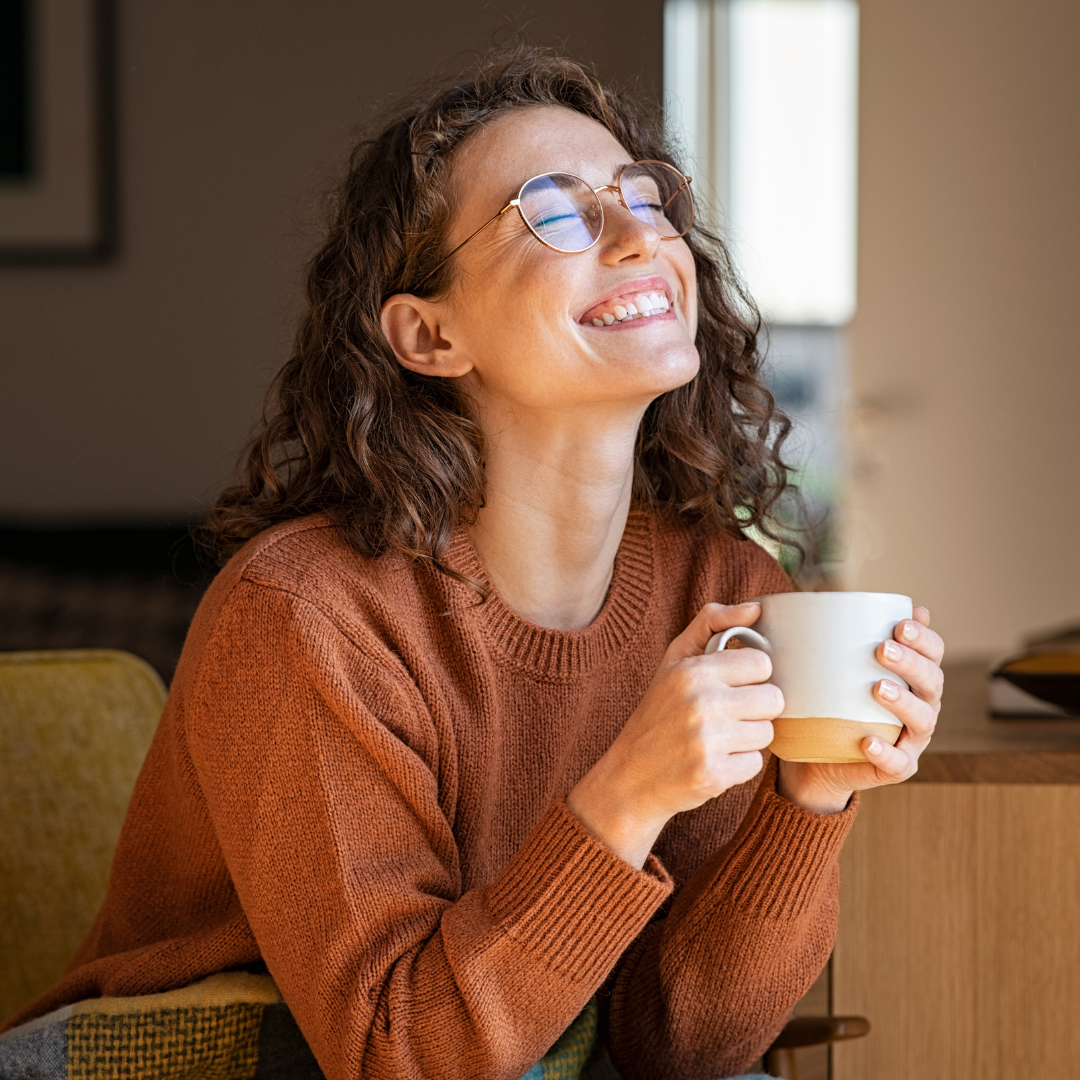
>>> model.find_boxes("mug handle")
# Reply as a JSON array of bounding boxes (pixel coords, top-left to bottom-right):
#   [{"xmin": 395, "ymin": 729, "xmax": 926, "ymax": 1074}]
[{"xmin": 705, "ymin": 627, "xmax": 771, "ymax": 655}]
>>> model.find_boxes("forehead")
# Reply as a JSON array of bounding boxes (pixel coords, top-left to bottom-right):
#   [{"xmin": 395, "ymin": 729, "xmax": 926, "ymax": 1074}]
[{"xmin": 451, "ymin": 106, "xmax": 633, "ymax": 200}]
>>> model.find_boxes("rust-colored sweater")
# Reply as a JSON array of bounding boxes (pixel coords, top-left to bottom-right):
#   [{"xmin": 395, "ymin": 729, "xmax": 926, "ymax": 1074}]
[{"xmin": 11, "ymin": 507, "xmax": 857, "ymax": 1080}]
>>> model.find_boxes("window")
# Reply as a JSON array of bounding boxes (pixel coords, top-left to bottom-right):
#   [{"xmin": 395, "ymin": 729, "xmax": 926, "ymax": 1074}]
[
  {"xmin": 665, "ymin": 0, "xmax": 859, "ymax": 578},
  {"xmin": 664, "ymin": 0, "xmax": 859, "ymax": 325}
]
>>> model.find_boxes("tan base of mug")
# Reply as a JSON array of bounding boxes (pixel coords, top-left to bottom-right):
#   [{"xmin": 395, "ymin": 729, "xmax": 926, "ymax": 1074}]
[{"xmin": 769, "ymin": 716, "xmax": 903, "ymax": 764}]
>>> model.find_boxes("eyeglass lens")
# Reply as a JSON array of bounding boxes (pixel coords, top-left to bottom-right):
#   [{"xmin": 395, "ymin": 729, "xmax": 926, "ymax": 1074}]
[
  {"xmin": 516, "ymin": 162, "xmax": 692, "ymax": 253},
  {"xmin": 619, "ymin": 162, "xmax": 694, "ymax": 238},
  {"xmin": 517, "ymin": 174, "xmax": 604, "ymax": 252}
]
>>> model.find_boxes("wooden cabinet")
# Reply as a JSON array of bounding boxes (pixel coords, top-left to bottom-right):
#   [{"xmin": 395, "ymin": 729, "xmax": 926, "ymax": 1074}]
[{"xmin": 832, "ymin": 664, "xmax": 1080, "ymax": 1078}]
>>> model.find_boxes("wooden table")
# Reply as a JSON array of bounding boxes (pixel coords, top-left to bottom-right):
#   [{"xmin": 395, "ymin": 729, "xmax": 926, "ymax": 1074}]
[{"xmin": 832, "ymin": 662, "xmax": 1080, "ymax": 1078}]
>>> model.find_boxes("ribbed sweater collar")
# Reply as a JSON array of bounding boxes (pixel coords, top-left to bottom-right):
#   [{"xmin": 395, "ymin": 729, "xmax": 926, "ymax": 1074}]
[{"xmin": 445, "ymin": 506, "xmax": 655, "ymax": 681}]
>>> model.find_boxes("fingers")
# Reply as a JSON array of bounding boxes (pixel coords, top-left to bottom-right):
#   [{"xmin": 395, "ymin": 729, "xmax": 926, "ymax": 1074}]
[
  {"xmin": 709, "ymin": 718, "xmax": 775, "ymax": 754},
  {"xmin": 722, "ymin": 749, "xmax": 767, "ymax": 789},
  {"xmin": 676, "ymin": 669, "xmax": 782, "ymax": 723},
  {"xmin": 873, "ymin": 678, "xmax": 938, "ymax": 742},
  {"xmin": 893, "ymin": 615, "xmax": 944, "ymax": 665},
  {"xmin": 878, "ymin": 637, "xmax": 945, "ymax": 706},
  {"xmin": 861, "ymin": 734, "xmax": 917, "ymax": 781},
  {"xmin": 693, "ymin": 644, "xmax": 773, "ymax": 687},
  {"xmin": 694, "ymin": 732, "xmax": 771, "ymax": 802},
  {"xmin": 666, "ymin": 602, "xmax": 762, "ymax": 663},
  {"xmin": 715, "ymin": 682, "xmax": 785, "ymax": 721}
]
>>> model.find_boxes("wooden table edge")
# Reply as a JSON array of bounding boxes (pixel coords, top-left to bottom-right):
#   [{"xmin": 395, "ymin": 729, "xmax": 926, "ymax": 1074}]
[{"xmin": 912, "ymin": 751, "xmax": 1080, "ymax": 784}]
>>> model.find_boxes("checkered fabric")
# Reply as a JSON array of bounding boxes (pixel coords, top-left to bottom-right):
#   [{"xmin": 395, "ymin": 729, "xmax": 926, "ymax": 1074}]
[{"xmin": 0, "ymin": 974, "xmax": 599, "ymax": 1080}]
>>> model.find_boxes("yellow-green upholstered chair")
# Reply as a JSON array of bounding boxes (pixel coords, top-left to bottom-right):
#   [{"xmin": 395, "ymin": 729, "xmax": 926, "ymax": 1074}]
[{"xmin": 0, "ymin": 649, "xmax": 166, "ymax": 1024}]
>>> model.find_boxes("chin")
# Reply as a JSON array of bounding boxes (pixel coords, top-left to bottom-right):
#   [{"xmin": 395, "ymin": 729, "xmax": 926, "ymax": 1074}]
[{"xmin": 619, "ymin": 342, "xmax": 701, "ymax": 398}]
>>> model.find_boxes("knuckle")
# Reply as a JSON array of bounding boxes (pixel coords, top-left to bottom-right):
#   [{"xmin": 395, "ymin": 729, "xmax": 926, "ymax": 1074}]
[
  {"xmin": 752, "ymin": 649, "xmax": 773, "ymax": 681},
  {"xmin": 690, "ymin": 747, "xmax": 724, "ymax": 796},
  {"xmin": 890, "ymin": 761, "xmax": 917, "ymax": 785},
  {"xmin": 671, "ymin": 666, "xmax": 700, "ymax": 697},
  {"xmin": 680, "ymin": 700, "xmax": 708, "ymax": 737}
]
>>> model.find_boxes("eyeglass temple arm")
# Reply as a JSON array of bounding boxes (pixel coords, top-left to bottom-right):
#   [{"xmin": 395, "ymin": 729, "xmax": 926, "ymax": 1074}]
[
  {"xmin": 662, "ymin": 177, "xmax": 692, "ymax": 211},
  {"xmin": 410, "ymin": 201, "xmax": 517, "ymax": 292}
]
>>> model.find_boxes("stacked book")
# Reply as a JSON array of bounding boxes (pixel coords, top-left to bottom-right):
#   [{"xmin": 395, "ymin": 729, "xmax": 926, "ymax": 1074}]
[{"xmin": 990, "ymin": 625, "xmax": 1080, "ymax": 717}]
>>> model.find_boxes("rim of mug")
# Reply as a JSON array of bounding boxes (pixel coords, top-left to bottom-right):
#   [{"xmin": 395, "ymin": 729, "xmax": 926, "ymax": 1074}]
[{"xmin": 749, "ymin": 591, "xmax": 913, "ymax": 603}]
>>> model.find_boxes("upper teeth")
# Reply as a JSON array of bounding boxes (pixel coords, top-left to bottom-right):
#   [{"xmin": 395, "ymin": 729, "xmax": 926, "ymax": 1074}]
[{"xmin": 589, "ymin": 292, "xmax": 670, "ymax": 327}]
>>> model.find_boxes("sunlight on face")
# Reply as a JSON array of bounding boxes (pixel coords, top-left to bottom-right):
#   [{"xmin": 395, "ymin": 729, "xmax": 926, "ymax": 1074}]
[{"xmin": 443, "ymin": 106, "xmax": 701, "ymax": 414}]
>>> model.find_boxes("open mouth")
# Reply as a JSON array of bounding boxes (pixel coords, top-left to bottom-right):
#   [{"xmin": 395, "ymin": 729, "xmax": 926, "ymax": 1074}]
[{"xmin": 579, "ymin": 282, "xmax": 674, "ymax": 327}]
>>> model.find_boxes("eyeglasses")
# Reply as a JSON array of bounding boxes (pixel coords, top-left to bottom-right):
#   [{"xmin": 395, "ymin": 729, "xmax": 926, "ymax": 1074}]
[{"xmin": 411, "ymin": 160, "xmax": 694, "ymax": 292}]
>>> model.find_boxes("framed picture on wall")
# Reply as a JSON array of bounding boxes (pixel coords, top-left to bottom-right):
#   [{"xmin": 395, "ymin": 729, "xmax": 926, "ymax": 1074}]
[{"xmin": 0, "ymin": 0, "xmax": 115, "ymax": 263}]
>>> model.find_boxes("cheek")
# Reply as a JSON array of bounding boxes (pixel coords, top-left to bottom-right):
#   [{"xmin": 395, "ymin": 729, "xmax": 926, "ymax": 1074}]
[
  {"xmin": 670, "ymin": 243, "xmax": 699, "ymax": 338},
  {"xmin": 469, "ymin": 254, "xmax": 577, "ymax": 348}
]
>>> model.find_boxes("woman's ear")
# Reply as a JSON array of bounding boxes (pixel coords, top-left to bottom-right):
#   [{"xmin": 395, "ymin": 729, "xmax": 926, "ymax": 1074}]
[{"xmin": 380, "ymin": 295, "xmax": 473, "ymax": 378}]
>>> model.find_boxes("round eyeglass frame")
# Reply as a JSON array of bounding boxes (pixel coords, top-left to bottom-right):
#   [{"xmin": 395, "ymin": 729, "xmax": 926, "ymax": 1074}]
[{"xmin": 409, "ymin": 160, "xmax": 694, "ymax": 292}]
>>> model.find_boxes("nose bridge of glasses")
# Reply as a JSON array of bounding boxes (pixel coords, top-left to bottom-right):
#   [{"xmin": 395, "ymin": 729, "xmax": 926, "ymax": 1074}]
[
  {"xmin": 593, "ymin": 181, "xmax": 666, "ymax": 242},
  {"xmin": 592, "ymin": 183, "xmax": 638, "ymax": 227}
]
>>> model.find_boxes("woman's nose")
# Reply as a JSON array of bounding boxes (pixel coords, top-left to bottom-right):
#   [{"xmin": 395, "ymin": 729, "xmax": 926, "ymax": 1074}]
[{"xmin": 596, "ymin": 190, "xmax": 662, "ymax": 263}]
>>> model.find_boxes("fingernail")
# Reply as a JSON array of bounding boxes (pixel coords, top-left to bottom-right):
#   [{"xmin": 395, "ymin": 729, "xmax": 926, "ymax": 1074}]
[
  {"xmin": 883, "ymin": 640, "xmax": 903, "ymax": 662},
  {"xmin": 902, "ymin": 621, "xmax": 918, "ymax": 642},
  {"xmin": 867, "ymin": 739, "xmax": 882, "ymax": 755},
  {"xmin": 878, "ymin": 679, "xmax": 900, "ymax": 701}
]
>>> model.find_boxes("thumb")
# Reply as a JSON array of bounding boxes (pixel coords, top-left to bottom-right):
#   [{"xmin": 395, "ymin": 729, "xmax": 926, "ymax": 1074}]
[{"xmin": 665, "ymin": 602, "xmax": 762, "ymax": 664}]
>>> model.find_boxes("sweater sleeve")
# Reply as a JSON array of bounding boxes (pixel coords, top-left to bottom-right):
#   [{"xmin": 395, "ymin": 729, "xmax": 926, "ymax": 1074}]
[
  {"xmin": 604, "ymin": 757, "xmax": 858, "ymax": 1080},
  {"xmin": 185, "ymin": 579, "xmax": 671, "ymax": 1080}
]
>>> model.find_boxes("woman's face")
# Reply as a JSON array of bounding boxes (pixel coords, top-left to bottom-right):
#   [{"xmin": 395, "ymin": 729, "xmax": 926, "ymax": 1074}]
[{"xmin": 385, "ymin": 106, "xmax": 701, "ymax": 418}]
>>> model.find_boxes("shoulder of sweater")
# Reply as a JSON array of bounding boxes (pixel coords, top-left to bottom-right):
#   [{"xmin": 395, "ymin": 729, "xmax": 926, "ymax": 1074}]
[
  {"xmin": 177, "ymin": 516, "xmax": 429, "ymax": 682},
  {"xmin": 646, "ymin": 505, "xmax": 791, "ymax": 594},
  {"xmin": 214, "ymin": 515, "xmax": 419, "ymax": 609}
]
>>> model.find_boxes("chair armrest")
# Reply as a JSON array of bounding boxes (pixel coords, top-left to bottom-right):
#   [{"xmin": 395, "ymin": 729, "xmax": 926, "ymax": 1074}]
[{"xmin": 770, "ymin": 1014, "xmax": 870, "ymax": 1049}]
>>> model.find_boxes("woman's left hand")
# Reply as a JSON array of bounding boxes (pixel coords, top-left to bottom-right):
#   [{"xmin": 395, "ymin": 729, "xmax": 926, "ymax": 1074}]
[{"xmin": 777, "ymin": 606, "xmax": 945, "ymax": 815}]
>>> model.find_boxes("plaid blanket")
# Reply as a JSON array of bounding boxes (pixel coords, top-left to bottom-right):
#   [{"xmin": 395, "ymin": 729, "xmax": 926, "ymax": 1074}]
[{"xmin": 0, "ymin": 972, "xmax": 598, "ymax": 1080}]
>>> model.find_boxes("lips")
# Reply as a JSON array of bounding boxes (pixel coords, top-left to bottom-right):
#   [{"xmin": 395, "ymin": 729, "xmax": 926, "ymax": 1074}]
[{"xmin": 578, "ymin": 277, "xmax": 675, "ymax": 327}]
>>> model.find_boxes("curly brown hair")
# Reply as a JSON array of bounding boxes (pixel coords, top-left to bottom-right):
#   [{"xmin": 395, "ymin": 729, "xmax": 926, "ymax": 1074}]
[{"xmin": 207, "ymin": 46, "xmax": 796, "ymax": 583}]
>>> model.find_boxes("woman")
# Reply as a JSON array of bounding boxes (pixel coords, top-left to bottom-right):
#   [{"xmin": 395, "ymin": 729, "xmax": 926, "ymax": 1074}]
[{"xmin": 8, "ymin": 50, "xmax": 944, "ymax": 1080}]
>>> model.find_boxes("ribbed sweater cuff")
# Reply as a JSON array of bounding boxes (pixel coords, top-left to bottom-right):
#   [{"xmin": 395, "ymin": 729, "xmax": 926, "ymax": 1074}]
[
  {"xmin": 488, "ymin": 799, "xmax": 673, "ymax": 984},
  {"xmin": 712, "ymin": 761, "xmax": 859, "ymax": 919}
]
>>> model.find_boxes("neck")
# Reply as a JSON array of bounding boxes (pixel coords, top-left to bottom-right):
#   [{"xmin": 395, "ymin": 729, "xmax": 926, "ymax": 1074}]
[{"xmin": 468, "ymin": 403, "xmax": 643, "ymax": 631}]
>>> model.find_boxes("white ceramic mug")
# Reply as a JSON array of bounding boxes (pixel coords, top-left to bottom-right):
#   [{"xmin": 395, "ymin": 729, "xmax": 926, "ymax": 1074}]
[{"xmin": 705, "ymin": 591, "xmax": 913, "ymax": 763}]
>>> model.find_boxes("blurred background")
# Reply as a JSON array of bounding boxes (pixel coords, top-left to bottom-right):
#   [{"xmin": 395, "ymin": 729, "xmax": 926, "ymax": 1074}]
[{"xmin": 1, "ymin": 0, "xmax": 1078, "ymax": 679}]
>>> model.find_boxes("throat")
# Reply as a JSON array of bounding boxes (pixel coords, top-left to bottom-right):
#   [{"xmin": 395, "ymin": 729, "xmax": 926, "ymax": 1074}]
[
  {"xmin": 467, "ymin": 498, "xmax": 628, "ymax": 633},
  {"xmin": 487, "ymin": 558, "xmax": 615, "ymax": 633}
]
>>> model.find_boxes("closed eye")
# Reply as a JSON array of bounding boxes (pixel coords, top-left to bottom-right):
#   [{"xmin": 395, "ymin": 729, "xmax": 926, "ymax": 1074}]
[{"xmin": 532, "ymin": 211, "xmax": 583, "ymax": 229}]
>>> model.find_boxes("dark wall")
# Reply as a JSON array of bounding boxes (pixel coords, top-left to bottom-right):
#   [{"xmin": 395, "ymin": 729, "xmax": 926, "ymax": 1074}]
[{"xmin": 0, "ymin": 0, "xmax": 664, "ymax": 521}]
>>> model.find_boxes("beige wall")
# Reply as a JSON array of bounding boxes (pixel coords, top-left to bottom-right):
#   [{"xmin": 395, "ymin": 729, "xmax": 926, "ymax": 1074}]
[
  {"xmin": 0, "ymin": 0, "xmax": 662, "ymax": 520},
  {"xmin": 844, "ymin": 0, "xmax": 1080, "ymax": 658}
]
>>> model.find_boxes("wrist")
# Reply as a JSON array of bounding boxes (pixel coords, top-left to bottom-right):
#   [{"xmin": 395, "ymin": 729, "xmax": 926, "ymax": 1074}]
[
  {"xmin": 776, "ymin": 760, "xmax": 853, "ymax": 816},
  {"xmin": 567, "ymin": 767, "xmax": 667, "ymax": 870}
]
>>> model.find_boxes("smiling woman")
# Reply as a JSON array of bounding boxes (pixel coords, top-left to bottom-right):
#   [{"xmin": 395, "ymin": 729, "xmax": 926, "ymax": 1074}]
[
  {"xmin": 208, "ymin": 50, "xmax": 794, "ymax": 616},
  {"xmin": 0, "ymin": 45, "xmax": 946, "ymax": 1080}
]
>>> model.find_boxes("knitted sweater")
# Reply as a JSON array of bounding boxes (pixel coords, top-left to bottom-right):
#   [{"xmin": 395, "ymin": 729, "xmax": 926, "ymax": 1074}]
[{"xmin": 10, "ymin": 507, "xmax": 857, "ymax": 1080}]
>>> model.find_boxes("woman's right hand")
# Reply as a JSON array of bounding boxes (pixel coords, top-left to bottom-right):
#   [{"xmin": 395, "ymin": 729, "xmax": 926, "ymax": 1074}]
[{"xmin": 567, "ymin": 602, "xmax": 783, "ymax": 869}]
